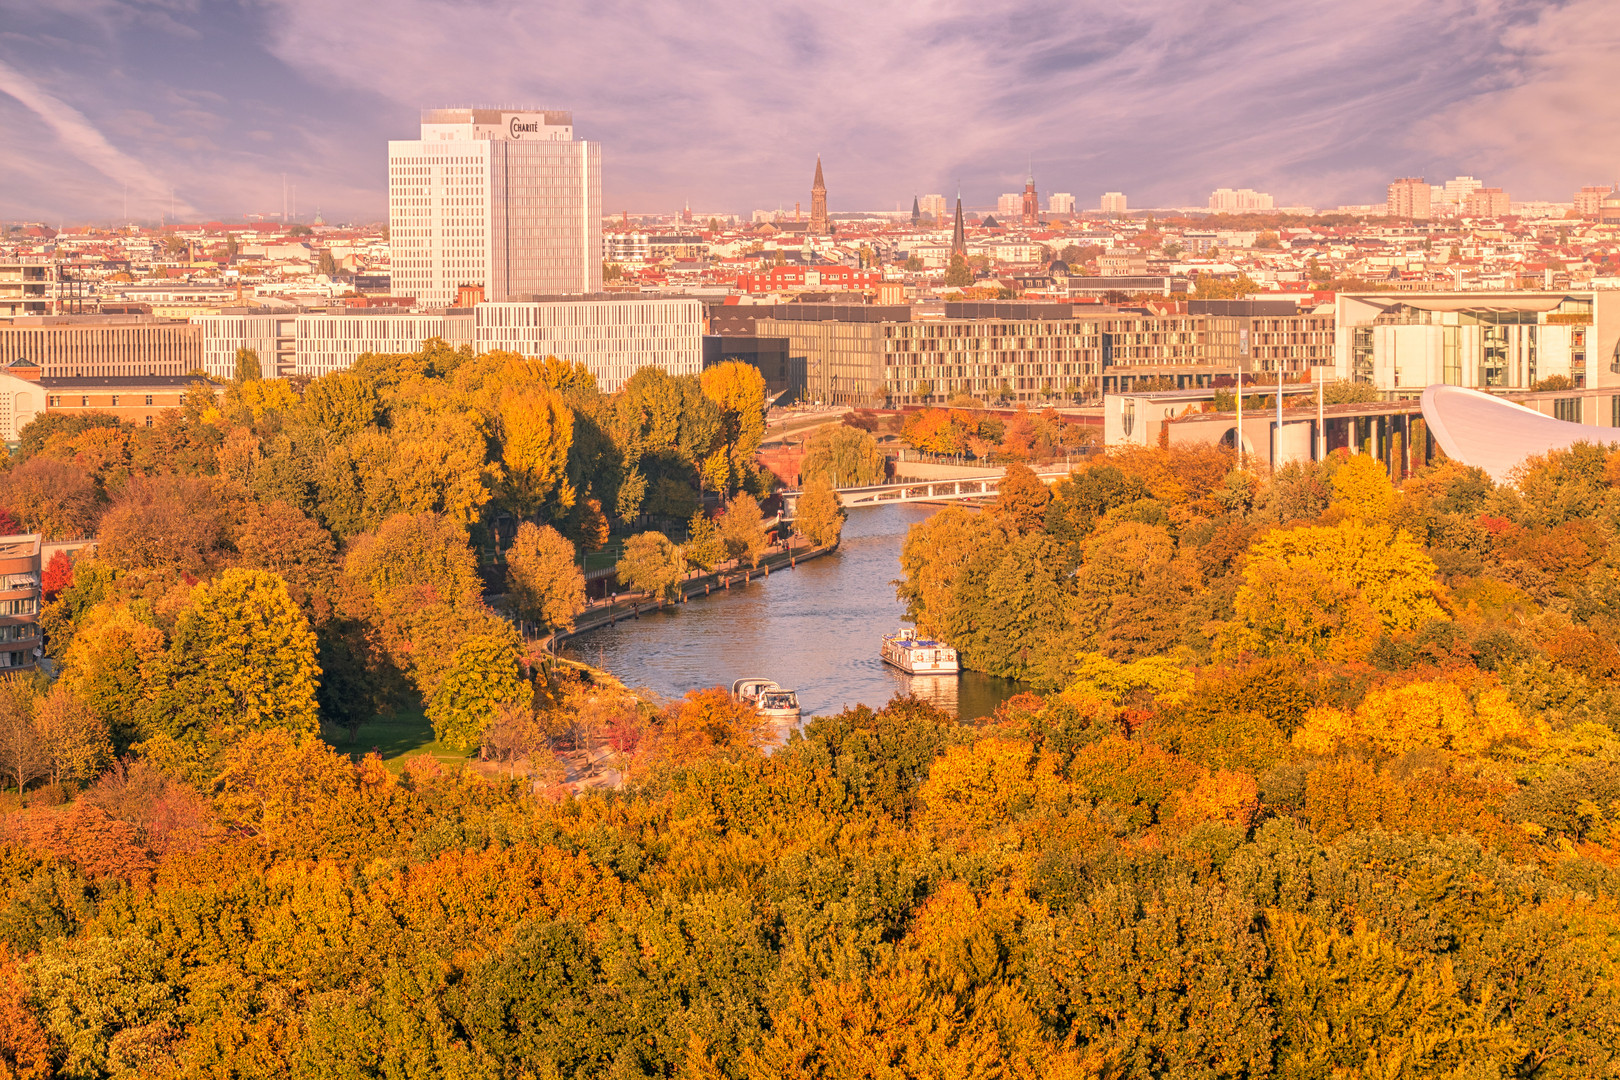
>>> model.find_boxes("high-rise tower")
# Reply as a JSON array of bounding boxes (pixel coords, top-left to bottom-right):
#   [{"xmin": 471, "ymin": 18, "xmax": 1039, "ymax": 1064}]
[
  {"xmin": 951, "ymin": 192, "xmax": 967, "ymax": 257},
  {"xmin": 388, "ymin": 108, "xmax": 601, "ymax": 306},
  {"xmin": 810, "ymin": 156, "xmax": 829, "ymax": 235}
]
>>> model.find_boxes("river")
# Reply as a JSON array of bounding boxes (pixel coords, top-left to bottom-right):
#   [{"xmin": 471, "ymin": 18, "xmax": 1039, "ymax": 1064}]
[{"xmin": 565, "ymin": 503, "xmax": 1027, "ymax": 721}]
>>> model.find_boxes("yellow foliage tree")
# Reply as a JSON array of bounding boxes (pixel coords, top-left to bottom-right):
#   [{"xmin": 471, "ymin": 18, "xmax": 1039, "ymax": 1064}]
[
  {"xmin": 699, "ymin": 361, "xmax": 767, "ymax": 491},
  {"xmin": 499, "ymin": 386, "xmax": 576, "ymax": 520},
  {"xmin": 1330, "ymin": 451, "xmax": 1397, "ymax": 520},
  {"xmin": 1292, "ymin": 677, "xmax": 1547, "ymax": 758},
  {"xmin": 1219, "ymin": 521, "xmax": 1445, "ymax": 660}
]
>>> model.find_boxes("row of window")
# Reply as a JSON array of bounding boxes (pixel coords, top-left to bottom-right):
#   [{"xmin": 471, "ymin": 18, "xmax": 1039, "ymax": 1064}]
[{"xmin": 47, "ymin": 395, "xmax": 157, "ymax": 407}]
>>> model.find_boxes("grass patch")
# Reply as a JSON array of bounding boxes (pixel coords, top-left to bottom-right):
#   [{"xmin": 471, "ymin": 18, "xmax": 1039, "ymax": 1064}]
[{"xmin": 328, "ymin": 710, "xmax": 475, "ymax": 773}]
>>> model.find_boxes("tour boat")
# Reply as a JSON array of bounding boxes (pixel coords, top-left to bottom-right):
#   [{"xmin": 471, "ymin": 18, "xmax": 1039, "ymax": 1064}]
[
  {"xmin": 881, "ymin": 628, "xmax": 960, "ymax": 674},
  {"xmin": 731, "ymin": 678, "xmax": 802, "ymax": 723}
]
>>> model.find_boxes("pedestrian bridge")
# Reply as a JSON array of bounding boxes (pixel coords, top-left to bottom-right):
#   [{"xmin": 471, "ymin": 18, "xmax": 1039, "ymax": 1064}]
[{"xmin": 781, "ymin": 467, "xmax": 1071, "ymax": 517}]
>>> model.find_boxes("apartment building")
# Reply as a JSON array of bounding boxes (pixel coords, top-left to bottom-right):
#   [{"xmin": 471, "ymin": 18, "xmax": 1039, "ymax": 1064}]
[
  {"xmin": 1387, "ymin": 177, "xmax": 1432, "ymax": 220},
  {"xmin": 0, "ymin": 260, "xmax": 56, "ymax": 318},
  {"xmin": 0, "ymin": 535, "xmax": 41, "ymax": 671}
]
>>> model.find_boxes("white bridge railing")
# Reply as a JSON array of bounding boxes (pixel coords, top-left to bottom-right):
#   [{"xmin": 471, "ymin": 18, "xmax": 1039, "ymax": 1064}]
[{"xmin": 781, "ymin": 467, "xmax": 1070, "ymax": 517}]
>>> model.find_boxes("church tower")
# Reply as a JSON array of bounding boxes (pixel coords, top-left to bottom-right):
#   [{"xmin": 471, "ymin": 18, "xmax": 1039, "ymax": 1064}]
[
  {"xmin": 911, "ymin": 195, "xmax": 921, "ymax": 227},
  {"xmin": 951, "ymin": 192, "xmax": 967, "ymax": 257},
  {"xmin": 810, "ymin": 156, "xmax": 829, "ymax": 235},
  {"xmin": 1022, "ymin": 166, "xmax": 1038, "ymax": 227}
]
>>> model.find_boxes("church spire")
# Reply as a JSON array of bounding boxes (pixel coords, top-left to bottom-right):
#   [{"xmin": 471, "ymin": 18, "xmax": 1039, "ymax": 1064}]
[
  {"xmin": 951, "ymin": 190, "xmax": 966, "ymax": 257},
  {"xmin": 810, "ymin": 155, "xmax": 829, "ymax": 235}
]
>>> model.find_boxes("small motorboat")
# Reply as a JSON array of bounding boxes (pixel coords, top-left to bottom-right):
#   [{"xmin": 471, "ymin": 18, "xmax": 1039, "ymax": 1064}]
[
  {"xmin": 731, "ymin": 678, "xmax": 802, "ymax": 723},
  {"xmin": 881, "ymin": 628, "xmax": 960, "ymax": 674}
]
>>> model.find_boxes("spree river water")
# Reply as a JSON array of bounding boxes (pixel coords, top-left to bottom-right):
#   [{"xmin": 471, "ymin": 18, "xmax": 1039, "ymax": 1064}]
[{"xmin": 565, "ymin": 503, "xmax": 1026, "ymax": 720}]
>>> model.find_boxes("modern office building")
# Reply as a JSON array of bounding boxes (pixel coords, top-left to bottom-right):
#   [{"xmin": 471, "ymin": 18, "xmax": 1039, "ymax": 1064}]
[
  {"xmin": 1386, "ymin": 177, "xmax": 1432, "ymax": 220},
  {"xmin": 754, "ymin": 300, "xmax": 1334, "ymax": 407},
  {"xmin": 388, "ymin": 108, "xmax": 602, "ymax": 308},
  {"xmin": 0, "ymin": 316, "xmax": 203, "ymax": 379},
  {"xmin": 474, "ymin": 296, "xmax": 703, "ymax": 392},
  {"xmin": 293, "ymin": 311, "xmax": 474, "ymax": 378},
  {"xmin": 1334, "ymin": 291, "xmax": 1620, "ymax": 393}
]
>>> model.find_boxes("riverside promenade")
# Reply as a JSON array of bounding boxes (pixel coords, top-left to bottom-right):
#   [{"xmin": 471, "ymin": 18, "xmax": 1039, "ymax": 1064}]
[{"xmin": 544, "ymin": 536, "xmax": 836, "ymax": 648}]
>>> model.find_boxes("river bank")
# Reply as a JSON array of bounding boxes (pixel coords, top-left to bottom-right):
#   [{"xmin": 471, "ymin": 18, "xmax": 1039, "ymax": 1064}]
[{"xmin": 562, "ymin": 503, "xmax": 1027, "ymax": 721}]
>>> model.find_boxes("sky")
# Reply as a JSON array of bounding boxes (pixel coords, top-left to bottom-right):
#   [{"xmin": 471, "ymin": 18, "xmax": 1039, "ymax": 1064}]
[{"xmin": 1, "ymin": 0, "xmax": 1617, "ymax": 224}]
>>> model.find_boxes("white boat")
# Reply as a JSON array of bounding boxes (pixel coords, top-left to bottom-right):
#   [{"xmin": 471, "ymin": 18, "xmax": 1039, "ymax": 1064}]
[
  {"xmin": 881, "ymin": 628, "xmax": 960, "ymax": 674},
  {"xmin": 731, "ymin": 678, "xmax": 802, "ymax": 723}
]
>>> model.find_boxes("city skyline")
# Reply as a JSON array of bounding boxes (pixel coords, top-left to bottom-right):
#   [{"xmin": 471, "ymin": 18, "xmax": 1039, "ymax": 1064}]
[{"xmin": 2, "ymin": 0, "xmax": 1619, "ymax": 223}]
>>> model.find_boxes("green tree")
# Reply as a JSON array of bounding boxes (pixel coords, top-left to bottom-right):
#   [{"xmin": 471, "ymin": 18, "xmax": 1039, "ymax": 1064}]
[
  {"xmin": 32, "ymin": 684, "xmax": 110, "ymax": 786},
  {"xmin": 505, "ymin": 522, "xmax": 586, "ymax": 633},
  {"xmin": 427, "ymin": 627, "xmax": 530, "ymax": 750},
  {"xmin": 944, "ymin": 254, "xmax": 973, "ymax": 287},
  {"xmin": 302, "ymin": 370, "xmax": 382, "ymax": 436},
  {"xmin": 616, "ymin": 532, "xmax": 687, "ymax": 600},
  {"xmin": 234, "ymin": 347, "xmax": 262, "ymax": 383},
  {"xmin": 794, "ymin": 475, "xmax": 845, "ymax": 548}
]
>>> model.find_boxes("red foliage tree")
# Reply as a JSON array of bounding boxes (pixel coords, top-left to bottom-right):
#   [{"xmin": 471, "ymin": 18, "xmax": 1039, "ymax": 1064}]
[
  {"xmin": 40, "ymin": 550, "xmax": 73, "ymax": 599},
  {"xmin": 0, "ymin": 509, "xmax": 18, "ymax": 536}
]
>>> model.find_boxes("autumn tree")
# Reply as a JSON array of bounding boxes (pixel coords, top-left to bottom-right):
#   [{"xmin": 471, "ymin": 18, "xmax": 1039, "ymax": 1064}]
[
  {"xmin": 794, "ymin": 475, "xmax": 845, "ymax": 548},
  {"xmin": 302, "ymin": 369, "xmax": 382, "ymax": 436},
  {"xmin": 718, "ymin": 493, "xmax": 770, "ymax": 568},
  {"xmin": 427, "ymin": 627, "xmax": 530, "ymax": 750},
  {"xmin": 0, "ymin": 458, "xmax": 98, "ymax": 540},
  {"xmin": 683, "ymin": 512, "xmax": 726, "ymax": 572},
  {"xmin": 993, "ymin": 462, "xmax": 1052, "ymax": 535},
  {"xmin": 616, "ymin": 532, "xmax": 687, "ymax": 600},
  {"xmin": 97, "ymin": 476, "xmax": 228, "ymax": 572},
  {"xmin": 700, "ymin": 361, "xmax": 767, "ymax": 492},
  {"xmin": 145, "ymin": 569, "xmax": 320, "ymax": 764},
  {"xmin": 944, "ymin": 253, "xmax": 974, "ymax": 287},
  {"xmin": 0, "ymin": 675, "xmax": 45, "ymax": 791},
  {"xmin": 799, "ymin": 423, "xmax": 885, "ymax": 487},
  {"xmin": 499, "ymin": 386, "xmax": 575, "ymax": 520},
  {"xmin": 31, "ymin": 684, "xmax": 110, "ymax": 785},
  {"xmin": 505, "ymin": 522, "xmax": 586, "ymax": 634}
]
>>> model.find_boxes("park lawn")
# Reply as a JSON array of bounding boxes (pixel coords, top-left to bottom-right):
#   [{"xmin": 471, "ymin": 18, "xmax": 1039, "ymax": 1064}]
[{"xmin": 331, "ymin": 710, "xmax": 476, "ymax": 773}]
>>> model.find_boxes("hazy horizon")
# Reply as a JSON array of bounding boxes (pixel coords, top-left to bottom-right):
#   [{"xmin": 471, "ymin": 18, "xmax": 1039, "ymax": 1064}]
[{"xmin": 2, "ymin": 0, "xmax": 1616, "ymax": 224}]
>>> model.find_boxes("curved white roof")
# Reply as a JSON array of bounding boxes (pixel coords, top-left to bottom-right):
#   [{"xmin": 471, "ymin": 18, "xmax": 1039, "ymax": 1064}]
[{"xmin": 1420, "ymin": 384, "xmax": 1614, "ymax": 483}]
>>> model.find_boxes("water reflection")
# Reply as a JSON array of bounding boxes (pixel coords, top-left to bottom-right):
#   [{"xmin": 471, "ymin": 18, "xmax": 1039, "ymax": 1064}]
[{"xmin": 566, "ymin": 503, "xmax": 1027, "ymax": 721}]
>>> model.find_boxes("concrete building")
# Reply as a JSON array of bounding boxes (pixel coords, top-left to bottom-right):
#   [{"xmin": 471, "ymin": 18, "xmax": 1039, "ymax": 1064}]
[
  {"xmin": 918, "ymin": 194, "xmax": 947, "ymax": 221},
  {"xmin": 1387, "ymin": 177, "xmax": 1432, "ymax": 220},
  {"xmin": 194, "ymin": 311, "xmax": 294, "ymax": 379},
  {"xmin": 0, "ymin": 534, "xmax": 42, "ymax": 672},
  {"xmin": 39, "ymin": 377, "xmax": 195, "ymax": 427},
  {"xmin": 389, "ymin": 108, "xmax": 602, "ymax": 308},
  {"xmin": 1209, "ymin": 188, "xmax": 1274, "ymax": 213},
  {"xmin": 474, "ymin": 296, "xmax": 703, "ymax": 392},
  {"xmin": 996, "ymin": 193, "xmax": 1023, "ymax": 220},
  {"xmin": 1464, "ymin": 187, "xmax": 1511, "ymax": 217},
  {"xmin": 1435, "ymin": 176, "xmax": 1483, "ymax": 215},
  {"xmin": 1574, "ymin": 185, "xmax": 1614, "ymax": 219},
  {"xmin": 1334, "ymin": 291, "xmax": 1620, "ymax": 393},
  {"xmin": 1100, "ymin": 192, "xmax": 1128, "ymax": 214},
  {"xmin": 1048, "ymin": 192, "xmax": 1076, "ymax": 215},
  {"xmin": 0, "ymin": 316, "xmax": 203, "ymax": 379},
  {"xmin": 0, "ymin": 260, "xmax": 56, "ymax": 318},
  {"xmin": 1423, "ymin": 384, "xmax": 1620, "ymax": 482}
]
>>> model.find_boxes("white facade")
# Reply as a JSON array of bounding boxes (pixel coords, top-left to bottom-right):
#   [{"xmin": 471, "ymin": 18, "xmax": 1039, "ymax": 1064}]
[
  {"xmin": 295, "ymin": 312, "xmax": 474, "ymax": 377},
  {"xmin": 1048, "ymin": 192, "xmax": 1076, "ymax": 215},
  {"xmin": 389, "ymin": 108, "xmax": 602, "ymax": 308},
  {"xmin": 475, "ymin": 298, "xmax": 703, "ymax": 392},
  {"xmin": 1100, "ymin": 192, "xmax": 1128, "ymax": 214},
  {"xmin": 1209, "ymin": 188, "xmax": 1274, "ymax": 213},
  {"xmin": 195, "ymin": 312, "xmax": 292, "ymax": 379},
  {"xmin": 996, "ymin": 193, "xmax": 1022, "ymax": 219},
  {"xmin": 1334, "ymin": 292, "xmax": 1620, "ymax": 393},
  {"xmin": 918, "ymin": 194, "xmax": 947, "ymax": 220},
  {"xmin": 0, "ymin": 371, "xmax": 46, "ymax": 441}
]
